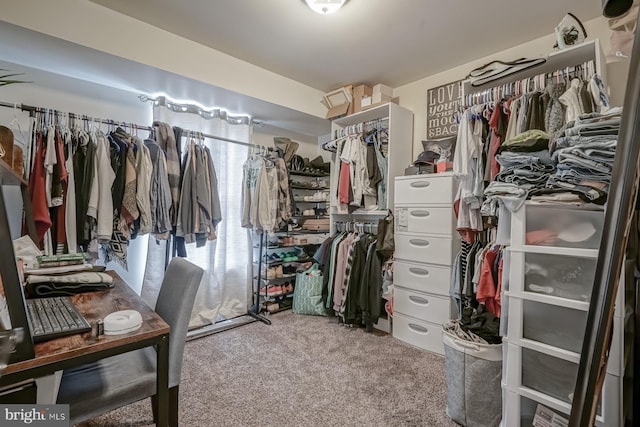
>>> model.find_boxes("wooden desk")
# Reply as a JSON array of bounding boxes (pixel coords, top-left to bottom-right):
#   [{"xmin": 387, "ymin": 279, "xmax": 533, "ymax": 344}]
[{"xmin": 0, "ymin": 272, "xmax": 171, "ymax": 426}]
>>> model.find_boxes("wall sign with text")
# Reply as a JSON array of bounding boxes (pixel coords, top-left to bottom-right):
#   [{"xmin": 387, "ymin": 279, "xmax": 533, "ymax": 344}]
[{"xmin": 426, "ymin": 80, "xmax": 463, "ymax": 139}]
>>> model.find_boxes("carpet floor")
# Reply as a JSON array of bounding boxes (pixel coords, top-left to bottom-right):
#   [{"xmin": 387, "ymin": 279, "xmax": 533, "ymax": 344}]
[{"xmin": 80, "ymin": 311, "xmax": 457, "ymax": 427}]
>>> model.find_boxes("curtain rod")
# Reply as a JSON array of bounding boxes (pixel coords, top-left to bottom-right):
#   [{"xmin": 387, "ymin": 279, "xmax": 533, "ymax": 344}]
[{"xmin": 0, "ymin": 101, "xmax": 264, "ymax": 149}]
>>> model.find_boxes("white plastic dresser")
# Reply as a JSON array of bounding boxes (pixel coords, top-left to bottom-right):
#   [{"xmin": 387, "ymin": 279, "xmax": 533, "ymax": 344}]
[
  {"xmin": 502, "ymin": 202, "xmax": 626, "ymax": 426},
  {"xmin": 392, "ymin": 173, "xmax": 459, "ymax": 355}
]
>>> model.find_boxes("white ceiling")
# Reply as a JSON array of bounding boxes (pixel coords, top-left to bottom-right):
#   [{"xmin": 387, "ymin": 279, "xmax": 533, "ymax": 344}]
[
  {"xmin": 90, "ymin": 0, "xmax": 603, "ymax": 92},
  {"xmin": 0, "ymin": 1, "xmax": 604, "ymax": 139}
]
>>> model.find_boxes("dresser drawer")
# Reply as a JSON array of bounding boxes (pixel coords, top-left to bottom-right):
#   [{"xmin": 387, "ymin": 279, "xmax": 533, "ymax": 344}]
[
  {"xmin": 393, "ymin": 313, "xmax": 444, "ymax": 355},
  {"xmin": 394, "ymin": 233, "xmax": 456, "ymax": 265},
  {"xmin": 395, "ymin": 206, "xmax": 454, "ymax": 235},
  {"xmin": 509, "ymin": 345, "xmax": 619, "ymax": 419},
  {"xmin": 511, "ymin": 203, "xmax": 604, "ymax": 250},
  {"xmin": 506, "ymin": 296, "xmax": 623, "ymax": 376},
  {"xmin": 394, "ymin": 260, "xmax": 451, "ymax": 295},
  {"xmin": 395, "ymin": 175, "xmax": 456, "ymax": 205},
  {"xmin": 394, "ymin": 287, "xmax": 451, "ymax": 324}
]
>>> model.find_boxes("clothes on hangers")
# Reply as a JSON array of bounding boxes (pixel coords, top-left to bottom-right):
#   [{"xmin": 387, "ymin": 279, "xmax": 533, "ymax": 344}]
[
  {"xmin": 144, "ymin": 138, "xmax": 172, "ymax": 238},
  {"xmin": 450, "ymin": 237, "xmax": 504, "ymax": 320},
  {"xmin": 133, "ymin": 135, "xmax": 152, "ymax": 236},
  {"xmin": 176, "ymin": 140, "xmax": 222, "ymax": 247},
  {"xmin": 152, "ymin": 121, "xmax": 181, "ymax": 225},
  {"xmin": 23, "ymin": 112, "xmax": 227, "ymax": 265},
  {"xmin": 241, "ymin": 148, "xmax": 292, "ymax": 233},
  {"xmin": 331, "ymin": 123, "xmax": 388, "ymax": 214},
  {"xmin": 321, "ymin": 227, "xmax": 386, "ymax": 330}
]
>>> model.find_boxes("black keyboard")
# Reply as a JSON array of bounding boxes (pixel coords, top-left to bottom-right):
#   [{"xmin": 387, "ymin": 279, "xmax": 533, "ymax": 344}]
[{"xmin": 26, "ymin": 296, "xmax": 92, "ymax": 342}]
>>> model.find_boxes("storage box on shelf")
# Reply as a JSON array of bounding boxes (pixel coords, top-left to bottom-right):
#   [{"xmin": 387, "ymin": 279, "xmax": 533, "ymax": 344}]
[
  {"xmin": 392, "ymin": 173, "xmax": 459, "ymax": 355},
  {"xmin": 502, "ymin": 202, "xmax": 626, "ymax": 426}
]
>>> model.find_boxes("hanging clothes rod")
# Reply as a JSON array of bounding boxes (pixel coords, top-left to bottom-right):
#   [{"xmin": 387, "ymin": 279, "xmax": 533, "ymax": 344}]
[
  {"xmin": 0, "ymin": 101, "xmax": 265, "ymax": 149},
  {"xmin": 462, "ymin": 59, "xmax": 596, "ymax": 108}
]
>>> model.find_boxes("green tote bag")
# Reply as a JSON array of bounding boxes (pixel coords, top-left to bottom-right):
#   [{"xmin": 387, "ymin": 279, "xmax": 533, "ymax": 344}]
[{"xmin": 292, "ymin": 264, "xmax": 327, "ymax": 316}]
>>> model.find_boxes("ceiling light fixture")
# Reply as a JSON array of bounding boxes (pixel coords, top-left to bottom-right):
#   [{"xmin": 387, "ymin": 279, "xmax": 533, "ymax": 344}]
[{"xmin": 305, "ymin": 0, "xmax": 347, "ymax": 15}]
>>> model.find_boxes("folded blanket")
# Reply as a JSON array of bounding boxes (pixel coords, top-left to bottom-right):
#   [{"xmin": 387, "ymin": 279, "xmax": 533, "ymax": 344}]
[
  {"xmin": 25, "ymin": 272, "xmax": 113, "ymax": 297},
  {"xmin": 25, "ymin": 281, "xmax": 114, "ymax": 298}
]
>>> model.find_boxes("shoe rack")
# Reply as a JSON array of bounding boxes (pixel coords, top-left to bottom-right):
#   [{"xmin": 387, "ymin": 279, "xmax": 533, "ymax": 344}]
[
  {"xmin": 252, "ymin": 230, "xmax": 323, "ymax": 315},
  {"xmin": 289, "ymin": 169, "xmax": 330, "ymax": 231}
]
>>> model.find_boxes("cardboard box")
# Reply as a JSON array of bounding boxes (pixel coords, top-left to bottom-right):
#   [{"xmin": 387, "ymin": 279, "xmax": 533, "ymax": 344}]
[
  {"xmin": 352, "ymin": 84, "xmax": 373, "ymax": 113},
  {"xmin": 373, "ymin": 83, "xmax": 393, "ymax": 98},
  {"xmin": 372, "ymin": 92, "xmax": 391, "ymax": 104},
  {"xmin": 361, "ymin": 96, "xmax": 400, "ymax": 111},
  {"xmin": 322, "ymin": 85, "xmax": 354, "ymax": 119}
]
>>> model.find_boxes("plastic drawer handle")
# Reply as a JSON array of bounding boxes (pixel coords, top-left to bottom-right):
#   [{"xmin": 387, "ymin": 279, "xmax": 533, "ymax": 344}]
[
  {"xmin": 410, "ymin": 181, "xmax": 431, "ymax": 188},
  {"xmin": 409, "ymin": 239, "xmax": 430, "ymax": 247},
  {"xmin": 410, "ymin": 210, "xmax": 431, "ymax": 218},
  {"xmin": 408, "ymin": 323, "xmax": 429, "ymax": 334},
  {"xmin": 409, "ymin": 267, "xmax": 429, "ymax": 276},
  {"xmin": 409, "ymin": 295, "xmax": 429, "ymax": 305}
]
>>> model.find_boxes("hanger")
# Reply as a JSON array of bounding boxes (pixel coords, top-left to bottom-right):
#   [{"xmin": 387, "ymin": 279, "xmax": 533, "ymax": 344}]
[{"xmin": 8, "ymin": 103, "xmax": 28, "ymax": 148}]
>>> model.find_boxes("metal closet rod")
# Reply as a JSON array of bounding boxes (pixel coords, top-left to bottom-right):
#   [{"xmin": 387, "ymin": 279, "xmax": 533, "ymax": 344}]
[{"xmin": 0, "ymin": 100, "xmax": 265, "ymax": 149}]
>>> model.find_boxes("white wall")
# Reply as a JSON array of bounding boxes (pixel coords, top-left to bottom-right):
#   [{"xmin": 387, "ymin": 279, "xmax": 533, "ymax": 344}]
[
  {"xmin": 394, "ymin": 16, "xmax": 631, "ymax": 158},
  {"xmin": 253, "ymin": 128, "xmax": 327, "ymax": 162},
  {"xmin": 0, "ymin": 0, "xmax": 326, "ymax": 119}
]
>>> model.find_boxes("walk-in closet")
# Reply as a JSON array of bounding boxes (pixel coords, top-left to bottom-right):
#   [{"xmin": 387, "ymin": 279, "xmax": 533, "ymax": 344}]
[{"xmin": 0, "ymin": 1, "xmax": 637, "ymax": 426}]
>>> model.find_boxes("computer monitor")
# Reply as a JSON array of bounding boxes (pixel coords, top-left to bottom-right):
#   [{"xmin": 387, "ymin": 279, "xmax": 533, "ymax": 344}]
[{"xmin": 0, "ymin": 184, "xmax": 34, "ymax": 363}]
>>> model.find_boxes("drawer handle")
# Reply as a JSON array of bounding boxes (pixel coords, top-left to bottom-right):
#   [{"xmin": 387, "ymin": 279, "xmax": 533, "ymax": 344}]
[
  {"xmin": 410, "ymin": 181, "xmax": 431, "ymax": 188},
  {"xmin": 408, "ymin": 323, "xmax": 429, "ymax": 334},
  {"xmin": 409, "ymin": 239, "xmax": 430, "ymax": 247},
  {"xmin": 409, "ymin": 267, "xmax": 429, "ymax": 276},
  {"xmin": 409, "ymin": 295, "xmax": 429, "ymax": 305},
  {"xmin": 410, "ymin": 210, "xmax": 431, "ymax": 218}
]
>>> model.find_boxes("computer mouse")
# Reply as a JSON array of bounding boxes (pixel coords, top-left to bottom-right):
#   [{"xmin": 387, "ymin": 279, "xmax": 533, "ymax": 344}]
[{"xmin": 103, "ymin": 310, "xmax": 143, "ymax": 335}]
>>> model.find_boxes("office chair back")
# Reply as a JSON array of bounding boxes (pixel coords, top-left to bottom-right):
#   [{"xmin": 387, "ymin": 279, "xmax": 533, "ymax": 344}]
[
  {"xmin": 156, "ymin": 257, "xmax": 204, "ymax": 388},
  {"xmin": 56, "ymin": 257, "xmax": 204, "ymax": 425}
]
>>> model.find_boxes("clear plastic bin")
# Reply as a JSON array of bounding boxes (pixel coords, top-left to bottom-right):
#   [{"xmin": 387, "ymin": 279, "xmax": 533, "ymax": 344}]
[
  {"xmin": 523, "ymin": 252, "xmax": 595, "ymax": 302},
  {"xmin": 511, "ymin": 204, "xmax": 604, "ymax": 250},
  {"xmin": 522, "ymin": 300, "xmax": 586, "ymax": 353},
  {"xmin": 521, "ymin": 347, "xmax": 577, "ymax": 404}
]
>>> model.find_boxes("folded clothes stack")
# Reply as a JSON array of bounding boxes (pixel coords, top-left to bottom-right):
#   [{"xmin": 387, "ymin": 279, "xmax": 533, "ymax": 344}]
[
  {"xmin": 534, "ymin": 107, "xmax": 622, "ymax": 205},
  {"xmin": 483, "ymin": 130, "xmax": 554, "ymax": 215}
]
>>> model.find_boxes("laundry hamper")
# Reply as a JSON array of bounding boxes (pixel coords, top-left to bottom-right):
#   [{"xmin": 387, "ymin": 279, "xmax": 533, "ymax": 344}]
[{"xmin": 443, "ymin": 330, "xmax": 503, "ymax": 427}]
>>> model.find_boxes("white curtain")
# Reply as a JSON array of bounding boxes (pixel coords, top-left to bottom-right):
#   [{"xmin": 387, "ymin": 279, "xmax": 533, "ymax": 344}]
[{"xmin": 141, "ymin": 104, "xmax": 252, "ymax": 329}]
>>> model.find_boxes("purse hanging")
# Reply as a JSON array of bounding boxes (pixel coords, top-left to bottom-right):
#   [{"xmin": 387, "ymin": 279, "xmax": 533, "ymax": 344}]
[{"xmin": 376, "ymin": 210, "xmax": 394, "ymax": 260}]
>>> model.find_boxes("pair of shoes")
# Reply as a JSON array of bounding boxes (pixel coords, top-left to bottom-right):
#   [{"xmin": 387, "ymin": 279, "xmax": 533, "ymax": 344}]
[
  {"xmin": 265, "ymin": 267, "xmax": 277, "ymax": 280},
  {"xmin": 301, "ymin": 191, "xmax": 328, "ymax": 202},
  {"xmin": 267, "ymin": 253, "xmax": 281, "ymax": 262},
  {"xmin": 275, "ymin": 265, "xmax": 283, "ymax": 278},
  {"xmin": 282, "ymin": 264, "xmax": 297, "ymax": 275},
  {"xmin": 266, "ymin": 285, "xmax": 284, "ymax": 296},
  {"xmin": 265, "ymin": 301, "xmax": 279, "ymax": 313},
  {"xmin": 281, "ymin": 252, "xmax": 299, "ymax": 262},
  {"xmin": 296, "ymin": 261, "xmax": 313, "ymax": 272},
  {"xmin": 280, "ymin": 236, "xmax": 294, "ymax": 245},
  {"xmin": 282, "ymin": 283, "xmax": 294, "ymax": 294}
]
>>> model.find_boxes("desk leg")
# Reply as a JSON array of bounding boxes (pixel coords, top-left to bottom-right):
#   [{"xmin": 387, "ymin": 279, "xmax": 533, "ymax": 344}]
[{"xmin": 157, "ymin": 334, "xmax": 170, "ymax": 426}]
